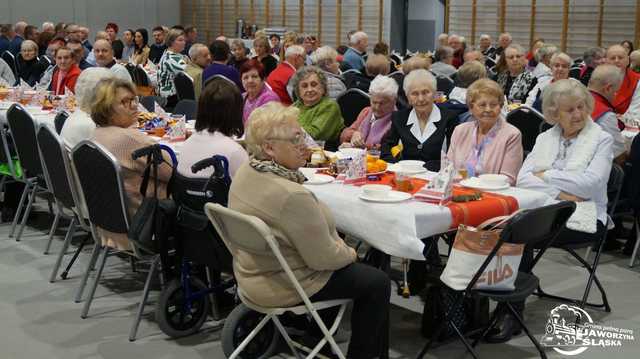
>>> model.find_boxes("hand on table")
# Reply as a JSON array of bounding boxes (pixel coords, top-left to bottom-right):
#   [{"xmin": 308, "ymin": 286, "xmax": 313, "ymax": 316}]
[{"xmin": 350, "ymin": 131, "xmax": 365, "ymax": 148}]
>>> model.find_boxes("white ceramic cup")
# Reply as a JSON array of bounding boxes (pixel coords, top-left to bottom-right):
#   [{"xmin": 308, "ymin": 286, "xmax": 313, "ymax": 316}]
[
  {"xmin": 362, "ymin": 184, "xmax": 392, "ymax": 199},
  {"xmin": 479, "ymin": 174, "xmax": 509, "ymax": 186},
  {"xmin": 399, "ymin": 160, "xmax": 426, "ymax": 172}
]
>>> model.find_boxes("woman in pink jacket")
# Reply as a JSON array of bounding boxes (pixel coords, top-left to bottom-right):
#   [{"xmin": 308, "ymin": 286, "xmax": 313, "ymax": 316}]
[{"xmin": 447, "ymin": 78, "xmax": 524, "ymax": 185}]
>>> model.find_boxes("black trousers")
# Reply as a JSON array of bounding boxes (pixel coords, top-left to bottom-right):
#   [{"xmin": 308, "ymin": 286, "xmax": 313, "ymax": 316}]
[
  {"xmin": 511, "ymin": 221, "xmax": 606, "ymax": 311},
  {"xmin": 310, "ymin": 262, "xmax": 391, "ymax": 359}
]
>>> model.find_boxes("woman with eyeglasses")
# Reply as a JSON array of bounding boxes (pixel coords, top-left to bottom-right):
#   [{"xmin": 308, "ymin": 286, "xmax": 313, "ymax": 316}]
[
  {"xmin": 229, "ymin": 101, "xmax": 390, "ymax": 358},
  {"xmin": 90, "ymin": 77, "xmax": 172, "ymax": 250},
  {"xmin": 493, "ymin": 44, "xmax": 537, "ymax": 103}
]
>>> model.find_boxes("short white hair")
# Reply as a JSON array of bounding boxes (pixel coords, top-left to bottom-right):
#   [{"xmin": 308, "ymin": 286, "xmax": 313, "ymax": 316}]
[
  {"xmin": 499, "ymin": 32, "xmax": 512, "ymax": 41},
  {"xmin": 285, "ymin": 44, "xmax": 305, "ymax": 58},
  {"xmin": 20, "ymin": 39, "xmax": 38, "ymax": 52},
  {"xmin": 449, "ymin": 34, "xmax": 461, "ymax": 42},
  {"xmin": 535, "ymin": 44, "xmax": 558, "ymax": 62},
  {"xmin": 369, "ymin": 75, "xmax": 399, "ymax": 98},
  {"xmin": 505, "ymin": 44, "xmax": 525, "ymax": 55},
  {"xmin": 403, "ymin": 69, "xmax": 437, "ymax": 95},
  {"xmin": 310, "ymin": 46, "xmax": 338, "ymax": 70},
  {"xmin": 550, "ymin": 52, "xmax": 572, "ymax": 66},
  {"xmin": 480, "ymin": 34, "xmax": 491, "ymax": 40},
  {"xmin": 542, "ymin": 79, "xmax": 593, "ymax": 124},
  {"xmin": 349, "ymin": 31, "xmax": 368, "ymax": 45},
  {"xmin": 188, "ymin": 43, "xmax": 208, "ymax": 60},
  {"xmin": 75, "ymin": 68, "xmax": 116, "ymax": 111},
  {"xmin": 42, "ymin": 22, "xmax": 54, "ymax": 31},
  {"xmin": 589, "ymin": 64, "xmax": 624, "ymax": 89}
]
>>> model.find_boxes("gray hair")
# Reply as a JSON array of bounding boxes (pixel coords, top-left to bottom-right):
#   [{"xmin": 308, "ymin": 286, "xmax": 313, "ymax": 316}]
[
  {"xmin": 403, "ymin": 69, "xmax": 437, "ymax": 95},
  {"xmin": 589, "ymin": 64, "xmax": 624, "ymax": 90},
  {"xmin": 369, "ymin": 75, "xmax": 399, "ymax": 98},
  {"xmin": 542, "ymin": 79, "xmax": 593, "ymax": 124},
  {"xmin": 310, "ymin": 46, "xmax": 338, "ymax": 71},
  {"xmin": 230, "ymin": 39, "xmax": 245, "ymax": 50},
  {"xmin": 505, "ymin": 44, "xmax": 525, "ymax": 56},
  {"xmin": 434, "ymin": 46, "xmax": 454, "ymax": 62},
  {"xmin": 535, "ymin": 44, "xmax": 558, "ymax": 63},
  {"xmin": 188, "ymin": 43, "xmax": 208, "ymax": 60},
  {"xmin": 75, "ymin": 68, "xmax": 116, "ymax": 111},
  {"xmin": 583, "ymin": 47, "xmax": 605, "ymax": 67},
  {"xmin": 479, "ymin": 34, "xmax": 491, "ymax": 41},
  {"xmin": 165, "ymin": 28, "xmax": 184, "ymax": 48},
  {"xmin": 20, "ymin": 39, "xmax": 38, "ymax": 52},
  {"xmin": 290, "ymin": 66, "xmax": 329, "ymax": 100},
  {"xmin": 550, "ymin": 52, "xmax": 572, "ymax": 66},
  {"xmin": 42, "ymin": 22, "xmax": 54, "ymax": 31},
  {"xmin": 499, "ymin": 32, "xmax": 512, "ymax": 41},
  {"xmin": 456, "ymin": 61, "xmax": 487, "ymax": 88},
  {"xmin": 285, "ymin": 44, "xmax": 305, "ymax": 58},
  {"xmin": 349, "ymin": 31, "xmax": 368, "ymax": 45}
]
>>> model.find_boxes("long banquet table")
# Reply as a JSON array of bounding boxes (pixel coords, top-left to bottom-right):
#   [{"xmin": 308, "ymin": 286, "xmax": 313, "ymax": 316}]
[
  {"xmin": 2, "ymin": 101, "xmax": 554, "ymax": 261},
  {"xmin": 304, "ymin": 180, "xmax": 552, "ymax": 260}
]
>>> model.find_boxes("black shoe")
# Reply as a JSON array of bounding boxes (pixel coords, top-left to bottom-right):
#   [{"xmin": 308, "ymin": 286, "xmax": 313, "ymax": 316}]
[{"xmin": 485, "ymin": 311, "xmax": 522, "ymax": 343}]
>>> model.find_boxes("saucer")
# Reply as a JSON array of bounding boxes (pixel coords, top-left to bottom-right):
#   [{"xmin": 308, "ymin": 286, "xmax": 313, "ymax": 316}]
[
  {"xmin": 304, "ymin": 174, "xmax": 335, "ymax": 185},
  {"xmin": 359, "ymin": 190, "xmax": 412, "ymax": 203}
]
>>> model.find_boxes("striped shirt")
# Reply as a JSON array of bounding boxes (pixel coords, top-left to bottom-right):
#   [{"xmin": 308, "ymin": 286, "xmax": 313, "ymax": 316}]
[{"xmin": 157, "ymin": 50, "xmax": 187, "ymax": 97}]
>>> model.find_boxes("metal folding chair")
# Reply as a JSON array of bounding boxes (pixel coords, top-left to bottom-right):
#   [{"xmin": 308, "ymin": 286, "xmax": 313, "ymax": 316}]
[
  {"xmin": 70, "ymin": 140, "xmax": 168, "ymax": 341},
  {"xmin": 6, "ymin": 104, "xmax": 52, "ymax": 241},
  {"xmin": 416, "ymin": 202, "xmax": 576, "ymax": 359},
  {"xmin": 36, "ymin": 124, "xmax": 92, "ymax": 282},
  {"xmin": 205, "ymin": 203, "xmax": 350, "ymax": 359},
  {"xmin": 534, "ymin": 164, "xmax": 624, "ymax": 312}
]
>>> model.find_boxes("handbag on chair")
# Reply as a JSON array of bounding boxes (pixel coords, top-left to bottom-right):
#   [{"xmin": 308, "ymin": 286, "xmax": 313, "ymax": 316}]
[{"xmin": 440, "ymin": 214, "xmax": 525, "ymax": 291}]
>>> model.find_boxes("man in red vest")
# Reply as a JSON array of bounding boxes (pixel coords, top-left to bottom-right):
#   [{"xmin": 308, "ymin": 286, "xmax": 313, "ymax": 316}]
[
  {"xmin": 589, "ymin": 64, "xmax": 626, "ymax": 162},
  {"xmin": 607, "ymin": 44, "xmax": 640, "ymax": 118},
  {"xmin": 266, "ymin": 45, "xmax": 306, "ymax": 105}
]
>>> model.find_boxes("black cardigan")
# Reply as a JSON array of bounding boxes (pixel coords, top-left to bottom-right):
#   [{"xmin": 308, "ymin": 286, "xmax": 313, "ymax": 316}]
[{"xmin": 380, "ymin": 106, "xmax": 462, "ymax": 171}]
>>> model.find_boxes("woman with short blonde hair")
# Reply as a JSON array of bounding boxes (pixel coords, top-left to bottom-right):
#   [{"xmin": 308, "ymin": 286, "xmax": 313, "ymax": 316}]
[
  {"xmin": 90, "ymin": 78, "xmax": 173, "ymax": 250},
  {"xmin": 253, "ymin": 36, "xmax": 277, "ymax": 77},
  {"xmin": 447, "ymin": 78, "xmax": 523, "ymax": 184},
  {"xmin": 17, "ymin": 39, "xmax": 46, "ymax": 86},
  {"xmin": 232, "ymin": 102, "xmax": 391, "ymax": 358}
]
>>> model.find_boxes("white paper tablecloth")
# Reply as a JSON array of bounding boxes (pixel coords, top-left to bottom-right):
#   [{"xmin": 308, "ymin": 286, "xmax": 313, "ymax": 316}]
[
  {"xmin": 0, "ymin": 102, "xmax": 57, "ymax": 129},
  {"xmin": 305, "ymin": 181, "xmax": 552, "ymax": 260}
]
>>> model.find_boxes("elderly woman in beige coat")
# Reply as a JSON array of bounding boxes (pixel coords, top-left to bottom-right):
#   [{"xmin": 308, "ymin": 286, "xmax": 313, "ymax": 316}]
[{"xmin": 228, "ymin": 102, "xmax": 390, "ymax": 358}]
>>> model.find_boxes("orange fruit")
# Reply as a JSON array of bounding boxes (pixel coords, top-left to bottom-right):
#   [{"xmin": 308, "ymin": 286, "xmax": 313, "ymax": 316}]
[{"xmin": 375, "ymin": 159, "xmax": 387, "ymax": 171}]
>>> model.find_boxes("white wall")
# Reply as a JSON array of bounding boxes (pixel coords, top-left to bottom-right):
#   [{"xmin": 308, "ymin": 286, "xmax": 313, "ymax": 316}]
[{"xmin": 0, "ymin": 0, "xmax": 179, "ymax": 38}]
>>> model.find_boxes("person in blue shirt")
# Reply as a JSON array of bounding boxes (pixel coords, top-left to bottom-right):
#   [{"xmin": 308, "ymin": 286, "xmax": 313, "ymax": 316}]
[
  {"xmin": 8, "ymin": 21, "xmax": 27, "ymax": 56},
  {"xmin": 202, "ymin": 40, "xmax": 243, "ymax": 91},
  {"xmin": 342, "ymin": 31, "xmax": 368, "ymax": 72},
  {"xmin": 0, "ymin": 24, "xmax": 11, "ymax": 55}
]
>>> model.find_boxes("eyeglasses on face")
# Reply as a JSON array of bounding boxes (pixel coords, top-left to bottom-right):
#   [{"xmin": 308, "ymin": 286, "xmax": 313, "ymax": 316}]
[{"xmin": 120, "ymin": 95, "xmax": 139, "ymax": 107}]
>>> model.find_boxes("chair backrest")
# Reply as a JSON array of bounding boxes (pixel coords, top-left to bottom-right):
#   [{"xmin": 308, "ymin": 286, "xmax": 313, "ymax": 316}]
[
  {"xmin": 124, "ymin": 64, "xmax": 151, "ymax": 87},
  {"xmin": 336, "ymin": 88, "xmax": 370, "ymax": 127},
  {"xmin": 435, "ymin": 75, "xmax": 455, "ymax": 95},
  {"xmin": 205, "ymin": 203, "xmax": 315, "ymax": 305},
  {"xmin": 538, "ymin": 120, "xmax": 553, "ymax": 134},
  {"xmin": 36, "ymin": 124, "xmax": 78, "ymax": 210},
  {"xmin": 54, "ymin": 111, "xmax": 69, "ymax": 134},
  {"xmin": 506, "ymin": 105, "xmax": 545, "ymax": 152},
  {"xmin": 607, "ymin": 163, "xmax": 625, "ymax": 216},
  {"xmin": 388, "ymin": 71, "xmax": 404, "ymax": 84},
  {"xmin": 6, "ymin": 104, "xmax": 44, "ymax": 178},
  {"xmin": 140, "ymin": 95, "xmax": 166, "ymax": 112},
  {"xmin": 2, "ymin": 51, "xmax": 18, "ymax": 80},
  {"xmin": 465, "ymin": 201, "xmax": 576, "ymax": 292},
  {"xmin": 174, "ymin": 71, "xmax": 196, "ymax": 101},
  {"xmin": 71, "ymin": 140, "xmax": 130, "ymax": 234},
  {"xmin": 173, "ymin": 99, "xmax": 198, "ymax": 121}
]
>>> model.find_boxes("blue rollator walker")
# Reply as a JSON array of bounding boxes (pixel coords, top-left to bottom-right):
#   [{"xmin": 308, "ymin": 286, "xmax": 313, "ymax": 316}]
[{"xmin": 154, "ymin": 154, "xmax": 239, "ymax": 338}]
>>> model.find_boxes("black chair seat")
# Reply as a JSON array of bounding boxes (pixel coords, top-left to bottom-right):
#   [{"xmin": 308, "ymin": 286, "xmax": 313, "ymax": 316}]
[{"xmin": 475, "ymin": 272, "xmax": 539, "ymax": 303}]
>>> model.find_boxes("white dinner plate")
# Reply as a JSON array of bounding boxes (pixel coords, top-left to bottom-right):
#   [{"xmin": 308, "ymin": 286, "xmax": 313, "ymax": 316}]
[
  {"xmin": 459, "ymin": 178, "xmax": 510, "ymax": 191},
  {"xmin": 305, "ymin": 174, "xmax": 335, "ymax": 185},
  {"xmin": 387, "ymin": 163, "xmax": 427, "ymax": 174},
  {"xmin": 359, "ymin": 190, "xmax": 413, "ymax": 203}
]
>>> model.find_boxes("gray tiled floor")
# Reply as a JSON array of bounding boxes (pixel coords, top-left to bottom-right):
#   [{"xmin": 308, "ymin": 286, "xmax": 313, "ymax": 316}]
[{"xmin": 2, "ymin": 210, "xmax": 640, "ymax": 358}]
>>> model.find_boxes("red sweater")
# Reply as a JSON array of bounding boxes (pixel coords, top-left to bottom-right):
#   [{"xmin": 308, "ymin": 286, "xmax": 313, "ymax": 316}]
[
  {"xmin": 50, "ymin": 64, "xmax": 81, "ymax": 95},
  {"xmin": 266, "ymin": 62, "xmax": 296, "ymax": 105},
  {"xmin": 613, "ymin": 68, "xmax": 640, "ymax": 115}
]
